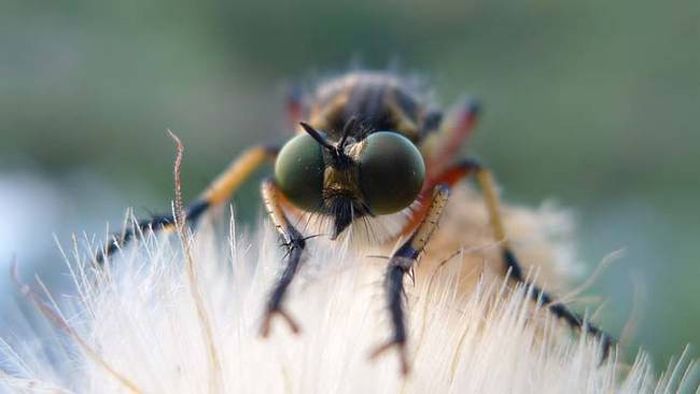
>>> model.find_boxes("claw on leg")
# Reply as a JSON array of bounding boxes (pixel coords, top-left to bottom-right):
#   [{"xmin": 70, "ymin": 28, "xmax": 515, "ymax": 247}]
[
  {"xmin": 259, "ymin": 179, "xmax": 307, "ymax": 338},
  {"xmin": 259, "ymin": 307, "xmax": 301, "ymax": 338},
  {"xmin": 371, "ymin": 185, "xmax": 449, "ymax": 376},
  {"xmin": 369, "ymin": 339, "xmax": 410, "ymax": 375}
]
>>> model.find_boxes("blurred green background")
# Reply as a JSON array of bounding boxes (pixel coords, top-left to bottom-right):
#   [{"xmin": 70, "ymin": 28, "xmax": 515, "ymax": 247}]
[{"xmin": 1, "ymin": 0, "xmax": 698, "ymax": 369}]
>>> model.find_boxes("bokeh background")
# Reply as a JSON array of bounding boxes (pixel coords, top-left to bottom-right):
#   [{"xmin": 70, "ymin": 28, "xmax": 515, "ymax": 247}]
[{"xmin": 1, "ymin": 0, "xmax": 698, "ymax": 369}]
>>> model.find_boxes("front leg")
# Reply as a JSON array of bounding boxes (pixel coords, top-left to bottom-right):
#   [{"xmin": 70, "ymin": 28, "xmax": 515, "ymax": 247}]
[
  {"xmin": 259, "ymin": 179, "xmax": 307, "ymax": 337},
  {"xmin": 370, "ymin": 185, "xmax": 450, "ymax": 375}
]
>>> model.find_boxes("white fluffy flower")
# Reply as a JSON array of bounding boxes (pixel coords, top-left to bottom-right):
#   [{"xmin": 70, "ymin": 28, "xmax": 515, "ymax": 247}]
[{"xmin": 1, "ymin": 186, "xmax": 697, "ymax": 393}]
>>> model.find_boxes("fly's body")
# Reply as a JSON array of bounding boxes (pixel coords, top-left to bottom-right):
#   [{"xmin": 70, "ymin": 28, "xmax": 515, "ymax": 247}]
[{"xmin": 98, "ymin": 71, "xmax": 614, "ymax": 374}]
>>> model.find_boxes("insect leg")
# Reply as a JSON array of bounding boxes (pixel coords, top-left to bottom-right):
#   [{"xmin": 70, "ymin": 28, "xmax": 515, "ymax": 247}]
[
  {"xmin": 423, "ymin": 98, "xmax": 480, "ymax": 179},
  {"xmin": 370, "ymin": 185, "xmax": 451, "ymax": 375},
  {"xmin": 200, "ymin": 145, "xmax": 279, "ymax": 206},
  {"xmin": 97, "ymin": 145, "xmax": 277, "ymax": 263},
  {"xmin": 428, "ymin": 159, "xmax": 615, "ymax": 360},
  {"xmin": 259, "ymin": 179, "xmax": 307, "ymax": 337}
]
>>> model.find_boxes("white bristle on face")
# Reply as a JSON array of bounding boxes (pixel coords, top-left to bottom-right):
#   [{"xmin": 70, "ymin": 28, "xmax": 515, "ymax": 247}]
[
  {"xmin": 1, "ymin": 203, "xmax": 697, "ymax": 394},
  {"xmin": 292, "ymin": 201, "xmax": 412, "ymax": 250}
]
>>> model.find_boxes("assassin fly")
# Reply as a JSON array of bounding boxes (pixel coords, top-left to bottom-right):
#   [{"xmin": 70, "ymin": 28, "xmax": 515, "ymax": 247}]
[{"xmin": 97, "ymin": 71, "xmax": 614, "ymax": 374}]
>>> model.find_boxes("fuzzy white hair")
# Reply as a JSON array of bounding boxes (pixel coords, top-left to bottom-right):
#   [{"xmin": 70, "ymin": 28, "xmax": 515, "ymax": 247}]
[{"xmin": 1, "ymin": 185, "xmax": 697, "ymax": 393}]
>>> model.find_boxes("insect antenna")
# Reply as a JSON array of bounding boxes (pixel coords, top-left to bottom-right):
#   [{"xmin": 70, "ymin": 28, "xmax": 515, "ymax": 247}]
[
  {"xmin": 299, "ymin": 122, "xmax": 336, "ymax": 152},
  {"xmin": 338, "ymin": 116, "xmax": 357, "ymax": 149}
]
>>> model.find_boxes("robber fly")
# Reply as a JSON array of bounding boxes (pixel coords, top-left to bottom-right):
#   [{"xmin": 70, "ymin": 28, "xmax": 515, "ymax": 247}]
[{"xmin": 97, "ymin": 71, "xmax": 614, "ymax": 374}]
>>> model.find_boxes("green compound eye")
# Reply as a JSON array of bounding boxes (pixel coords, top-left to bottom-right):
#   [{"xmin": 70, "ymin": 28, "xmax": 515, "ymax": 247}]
[
  {"xmin": 274, "ymin": 133, "xmax": 325, "ymax": 211},
  {"xmin": 359, "ymin": 132, "xmax": 425, "ymax": 215}
]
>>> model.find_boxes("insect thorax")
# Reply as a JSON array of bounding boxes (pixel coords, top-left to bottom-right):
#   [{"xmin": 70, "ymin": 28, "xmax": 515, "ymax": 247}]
[{"xmin": 305, "ymin": 72, "xmax": 433, "ymax": 144}]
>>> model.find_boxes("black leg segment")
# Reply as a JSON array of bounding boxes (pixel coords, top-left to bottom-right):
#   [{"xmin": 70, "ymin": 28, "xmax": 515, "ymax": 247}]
[
  {"xmin": 96, "ymin": 199, "xmax": 210, "ymax": 264},
  {"xmin": 503, "ymin": 249, "xmax": 615, "ymax": 360},
  {"xmin": 259, "ymin": 179, "xmax": 309, "ymax": 337},
  {"xmin": 370, "ymin": 185, "xmax": 450, "ymax": 375}
]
